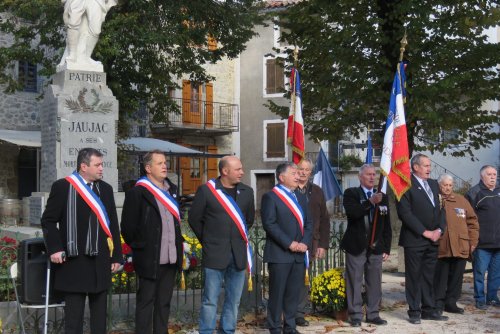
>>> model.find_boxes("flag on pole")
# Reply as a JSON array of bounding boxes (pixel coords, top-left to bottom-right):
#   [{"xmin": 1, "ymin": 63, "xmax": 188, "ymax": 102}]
[
  {"xmin": 287, "ymin": 67, "xmax": 305, "ymax": 164},
  {"xmin": 366, "ymin": 132, "xmax": 373, "ymax": 164},
  {"xmin": 313, "ymin": 148, "xmax": 342, "ymax": 201},
  {"xmin": 380, "ymin": 62, "xmax": 411, "ymax": 201}
]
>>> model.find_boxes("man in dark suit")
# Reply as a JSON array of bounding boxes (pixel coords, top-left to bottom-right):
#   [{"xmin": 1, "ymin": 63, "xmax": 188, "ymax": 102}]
[
  {"xmin": 121, "ymin": 150, "xmax": 184, "ymax": 334},
  {"xmin": 261, "ymin": 162, "xmax": 313, "ymax": 334},
  {"xmin": 41, "ymin": 148, "xmax": 122, "ymax": 334},
  {"xmin": 189, "ymin": 156, "xmax": 255, "ymax": 334},
  {"xmin": 341, "ymin": 164, "xmax": 391, "ymax": 327},
  {"xmin": 396, "ymin": 153, "xmax": 448, "ymax": 324}
]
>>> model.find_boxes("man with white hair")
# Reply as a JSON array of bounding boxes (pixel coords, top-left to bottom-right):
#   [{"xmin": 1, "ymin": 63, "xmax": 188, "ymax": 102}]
[{"xmin": 465, "ymin": 165, "xmax": 500, "ymax": 309}]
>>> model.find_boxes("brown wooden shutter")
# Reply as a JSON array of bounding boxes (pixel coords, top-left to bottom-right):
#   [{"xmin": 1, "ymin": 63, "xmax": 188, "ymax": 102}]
[
  {"xmin": 266, "ymin": 58, "xmax": 284, "ymax": 94},
  {"xmin": 205, "ymin": 83, "xmax": 213, "ymax": 125},
  {"xmin": 207, "ymin": 145, "xmax": 218, "ymax": 180},
  {"xmin": 207, "ymin": 35, "xmax": 217, "ymax": 51},
  {"xmin": 266, "ymin": 59, "xmax": 276, "ymax": 94},
  {"xmin": 266, "ymin": 122, "xmax": 285, "ymax": 158}
]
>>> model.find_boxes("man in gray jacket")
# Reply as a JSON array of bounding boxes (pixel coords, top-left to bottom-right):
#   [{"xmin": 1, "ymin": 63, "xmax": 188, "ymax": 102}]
[{"xmin": 465, "ymin": 165, "xmax": 500, "ymax": 309}]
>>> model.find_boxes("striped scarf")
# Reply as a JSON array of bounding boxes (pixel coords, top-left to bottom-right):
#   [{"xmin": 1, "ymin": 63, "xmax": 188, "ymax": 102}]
[{"xmin": 66, "ymin": 183, "xmax": 99, "ymax": 257}]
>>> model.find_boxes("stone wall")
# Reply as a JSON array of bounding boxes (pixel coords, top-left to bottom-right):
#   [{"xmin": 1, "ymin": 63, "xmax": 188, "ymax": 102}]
[{"xmin": 0, "ymin": 89, "xmax": 40, "ymax": 130}]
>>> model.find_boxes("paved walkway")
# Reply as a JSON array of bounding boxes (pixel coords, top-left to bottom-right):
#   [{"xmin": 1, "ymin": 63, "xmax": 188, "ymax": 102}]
[{"xmin": 231, "ymin": 271, "xmax": 500, "ymax": 334}]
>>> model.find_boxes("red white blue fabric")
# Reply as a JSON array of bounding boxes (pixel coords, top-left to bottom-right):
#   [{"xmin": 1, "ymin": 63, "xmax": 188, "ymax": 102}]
[
  {"xmin": 206, "ymin": 179, "xmax": 253, "ymax": 275},
  {"xmin": 272, "ymin": 184, "xmax": 304, "ymax": 234},
  {"xmin": 380, "ymin": 61, "xmax": 411, "ymax": 201},
  {"xmin": 287, "ymin": 67, "xmax": 305, "ymax": 164},
  {"xmin": 65, "ymin": 171, "xmax": 112, "ymax": 239},
  {"xmin": 136, "ymin": 177, "xmax": 180, "ymax": 222}
]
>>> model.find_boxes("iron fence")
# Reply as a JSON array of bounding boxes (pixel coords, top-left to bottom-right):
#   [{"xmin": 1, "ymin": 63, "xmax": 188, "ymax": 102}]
[{"xmin": 0, "ymin": 218, "xmax": 345, "ymax": 332}]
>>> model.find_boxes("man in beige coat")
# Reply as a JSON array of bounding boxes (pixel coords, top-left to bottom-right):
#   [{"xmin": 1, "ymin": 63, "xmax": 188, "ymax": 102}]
[{"xmin": 434, "ymin": 174, "xmax": 479, "ymax": 314}]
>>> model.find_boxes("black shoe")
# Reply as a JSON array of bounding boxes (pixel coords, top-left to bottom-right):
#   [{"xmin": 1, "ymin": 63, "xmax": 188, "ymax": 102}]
[
  {"xmin": 444, "ymin": 305, "xmax": 464, "ymax": 314},
  {"xmin": 421, "ymin": 312, "xmax": 449, "ymax": 321},
  {"xmin": 351, "ymin": 320, "xmax": 362, "ymax": 327},
  {"xmin": 408, "ymin": 317, "xmax": 421, "ymax": 324},
  {"xmin": 366, "ymin": 317, "xmax": 388, "ymax": 325},
  {"xmin": 295, "ymin": 317, "xmax": 309, "ymax": 327},
  {"xmin": 476, "ymin": 301, "xmax": 488, "ymax": 310},
  {"xmin": 283, "ymin": 330, "xmax": 302, "ymax": 334}
]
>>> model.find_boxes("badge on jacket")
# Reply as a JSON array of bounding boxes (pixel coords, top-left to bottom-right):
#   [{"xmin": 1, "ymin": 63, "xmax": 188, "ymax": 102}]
[{"xmin": 454, "ymin": 208, "xmax": 465, "ymax": 218}]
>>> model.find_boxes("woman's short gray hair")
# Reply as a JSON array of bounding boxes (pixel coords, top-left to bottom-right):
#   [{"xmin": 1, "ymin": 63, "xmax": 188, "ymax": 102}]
[{"xmin": 437, "ymin": 174, "xmax": 454, "ymax": 184}]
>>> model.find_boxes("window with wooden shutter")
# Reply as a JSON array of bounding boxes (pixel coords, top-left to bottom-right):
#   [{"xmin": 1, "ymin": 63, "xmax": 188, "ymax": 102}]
[
  {"xmin": 265, "ymin": 58, "xmax": 284, "ymax": 95},
  {"xmin": 266, "ymin": 121, "xmax": 285, "ymax": 158},
  {"xmin": 207, "ymin": 35, "xmax": 217, "ymax": 51},
  {"xmin": 18, "ymin": 61, "xmax": 37, "ymax": 93}
]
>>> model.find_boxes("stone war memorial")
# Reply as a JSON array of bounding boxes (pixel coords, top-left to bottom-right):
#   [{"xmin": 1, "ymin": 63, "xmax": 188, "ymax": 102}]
[{"xmin": 40, "ymin": 0, "xmax": 119, "ymax": 192}]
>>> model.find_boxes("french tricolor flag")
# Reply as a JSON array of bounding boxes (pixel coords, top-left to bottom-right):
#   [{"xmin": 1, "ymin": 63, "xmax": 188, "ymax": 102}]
[
  {"xmin": 380, "ymin": 62, "xmax": 411, "ymax": 201},
  {"xmin": 287, "ymin": 67, "xmax": 305, "ymax": 164}
]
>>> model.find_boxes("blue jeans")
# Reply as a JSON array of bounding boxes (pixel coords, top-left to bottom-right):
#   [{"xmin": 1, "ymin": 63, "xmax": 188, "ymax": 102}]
[
  {"xmin": 473, "ymin": 248, "xmax": 500, "ymax": 303},
  {"xmin": 199, "ymin": 260, "xmax": 246, "ymax": 334}
]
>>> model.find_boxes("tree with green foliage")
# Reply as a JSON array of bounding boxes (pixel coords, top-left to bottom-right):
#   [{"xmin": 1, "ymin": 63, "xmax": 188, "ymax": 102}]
[
  {"xmin": 269, "ymin": 0, "xmax": 500, "ymax": 158},
  {"xmin": 0, "ymin": 0, "xmax": 262, "ymax": 135}
]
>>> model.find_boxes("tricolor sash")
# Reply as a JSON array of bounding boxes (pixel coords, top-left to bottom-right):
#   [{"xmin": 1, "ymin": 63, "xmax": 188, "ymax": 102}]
[
  {"xmin": 272, "ymin": 185, "xmax": 304, "ymax": 234},
  {"xmin": 65, "ymin": 171, "xmax": 114, "ymax": 254},
  {"xmin": 206, "ymin": 179, "xmax": 253, "ymax": 279},
  {"xmin": 135, "ymin": 177, "xmax": 181, "ymax": 222},
  {"xmin": 272, "ymin": 184, "xmax": 310, "ymax": 277}
]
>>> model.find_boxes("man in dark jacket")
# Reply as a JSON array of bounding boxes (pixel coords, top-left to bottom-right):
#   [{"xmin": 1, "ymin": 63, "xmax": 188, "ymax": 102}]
[
  {"xmin": 294, "ymin": 158, "xmax": 330, "ymax": 327},
  {"xmin": 341, "ymin": 164, "xmax": 391, "ymax": 327},
  {"xmin": 465, "ymin": 165, "xmax": 500, "ymax": 309},
  {"xmin": 397, "ymin": 153, "xmax": 448, "ymax": 324},
  {"xmin": 188, "ymin": 156, "xmax": 255, "ymax": 334},
  {"xmin": 262, "ymin": 162, "xmax": 312, "ymax": 334},
  {"xmin": 121, "ymin": 150, "xmax": 184, "ymax": 334},
  {"xmin": 41, "ymin": 148, "xmax": 122, "ymax": 334}
]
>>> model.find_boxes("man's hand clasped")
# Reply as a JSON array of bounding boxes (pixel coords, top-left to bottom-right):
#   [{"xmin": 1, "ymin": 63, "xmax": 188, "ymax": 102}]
[{"xmin": 289, "ymin": 241, "xmax": 308, "ymax": 253}]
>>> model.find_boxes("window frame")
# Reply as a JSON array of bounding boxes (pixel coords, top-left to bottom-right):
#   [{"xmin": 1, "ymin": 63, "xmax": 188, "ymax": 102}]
[
  {"xmin": 18, "ymin": 60, "xmax": 38, "ymax": 93},
  {"xmin": 263, "ymin": 119, "xmax": 288, "ymax": 162},
  {"xmin": 262, "ymin": 55, "xmax": 286, "ymax": 98}
]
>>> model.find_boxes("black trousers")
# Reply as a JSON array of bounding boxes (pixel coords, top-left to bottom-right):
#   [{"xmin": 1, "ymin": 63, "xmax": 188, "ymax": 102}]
[
  {"xmin": 434, "ymin": 257, "xmax": 467, "ymax": 309},
  {"xmin": 267, "ymin": 262, "xmax": 305, "ymax": 334},
  {"xmin": 136, "ymin": 264, "xmax": 177, "ymax": 334},
  {"xmin": 64, "ymin": 290, "xmax": 108, "ymax": 334},
  {"xmin": 404, "ymin": 244, "xmax": 438, "ymax": 318}
]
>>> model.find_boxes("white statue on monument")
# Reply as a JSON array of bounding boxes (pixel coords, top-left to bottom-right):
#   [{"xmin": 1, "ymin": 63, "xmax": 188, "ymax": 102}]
[{"xmin": 57, "ymin": 0, "xmax": 117, "ymax": 73}]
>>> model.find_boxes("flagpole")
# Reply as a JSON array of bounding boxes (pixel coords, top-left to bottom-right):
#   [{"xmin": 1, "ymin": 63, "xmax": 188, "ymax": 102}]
[{"xmin": 369, "ymin": 33, "xmax": 408, "ymax": 249}]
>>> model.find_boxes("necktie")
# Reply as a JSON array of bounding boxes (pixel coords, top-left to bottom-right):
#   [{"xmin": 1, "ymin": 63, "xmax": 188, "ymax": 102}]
[
  {"xmin": 92, "ymin": 183, "xmax": 100, "ymax": 197},
  {"xmin": 366, "ymin": 191, "xmax": 374, "ymax": 230},
  {"xmin": 423, "ymin": 180, "xmax": 435, "ymax": 205},
  {"xmin": 86, "ymin": 182, "xmax": 99, "ymax": 256}
]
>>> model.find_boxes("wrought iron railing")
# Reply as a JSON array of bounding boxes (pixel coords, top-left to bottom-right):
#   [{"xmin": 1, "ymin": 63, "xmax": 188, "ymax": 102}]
[
  {"xmin": 428, "ymin": 157, "xmax": 472, "ymax": 193},
  {"xmin": 0, "ymin": 218, "xmax": 345, "ymax": 332},
  {"xmin": 152, "ymin": 98, "xmax": 239, "ymax": 132}
]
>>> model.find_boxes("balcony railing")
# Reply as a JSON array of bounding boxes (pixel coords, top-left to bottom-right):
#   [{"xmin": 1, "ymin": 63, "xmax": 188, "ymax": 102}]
[{"xmin": 152, "ymin": 98, "xmax": 239, "ymax": 135}]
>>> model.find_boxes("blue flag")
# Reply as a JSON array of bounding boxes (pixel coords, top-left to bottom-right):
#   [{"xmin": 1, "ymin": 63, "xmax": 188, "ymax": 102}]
[
  {"xmin": 366, "ymin": 132, "xmax": 373, "ymax": 164},
  {"xmin": 312, "ymin": 148, "xmax": 342, "ymax": 201}
]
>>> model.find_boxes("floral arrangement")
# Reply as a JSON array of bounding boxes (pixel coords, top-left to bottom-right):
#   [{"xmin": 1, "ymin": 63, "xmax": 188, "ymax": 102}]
[
  {"xmin": 182, "ymin": 233, "xmax": 202, "ymax": 271},
  {"xmin": 120, "ymin": 236, "xmax": 134, "ymax": 273},
  {"xmin": 310, "ymin": 268, "xmax": 346, "ymax": 312},
  {"xmin": 111, "ymin": 235, "xmax": 135, "ymax": 293},
  {"xmin": 0, "ymin": 236, "xmax": 17, "ymax": 302}
]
